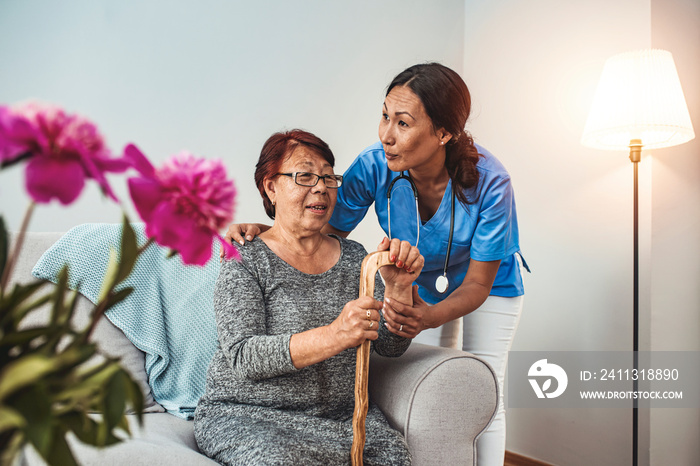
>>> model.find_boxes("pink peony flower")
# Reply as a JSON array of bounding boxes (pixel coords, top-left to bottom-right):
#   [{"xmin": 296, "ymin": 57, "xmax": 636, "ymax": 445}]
[
  {"xmin": 125, "ymin": 144, "xmax": 238, "ymax": 265},
  {"xmin": 0, "ymin": 102, "xmax": 129, "ymax": 205},
  {"xmin": 0, "ymin": 106, "xmax": 41, "ymax": 165}
]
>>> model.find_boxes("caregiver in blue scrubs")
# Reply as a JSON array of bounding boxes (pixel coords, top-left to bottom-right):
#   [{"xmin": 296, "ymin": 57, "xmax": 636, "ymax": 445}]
[{"xmin": 224, "ymin": 63, "xmax": 527, "ymax": 466}]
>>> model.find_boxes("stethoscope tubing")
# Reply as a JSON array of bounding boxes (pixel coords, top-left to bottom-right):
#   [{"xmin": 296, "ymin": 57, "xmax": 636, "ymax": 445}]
[
  {"xmin": 387, "ymin": 171, "xmax": 420, "ymax": 246},
  {"xmin": 442, "ymin": 187, "xmax": 455, "ymax": 276}
]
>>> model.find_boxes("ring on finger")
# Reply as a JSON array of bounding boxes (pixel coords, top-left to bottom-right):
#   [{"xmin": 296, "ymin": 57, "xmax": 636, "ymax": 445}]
[
  {"xmin": 369, "ymin": 321, "xmax": 374, "ymax": 329},
  {"xmin": 366, "ymin": 310, "xmax": 371, "ymax": 319},
  {"xmin": 399, "ymin": 324, "xmax": 403, "ymax": 332}
]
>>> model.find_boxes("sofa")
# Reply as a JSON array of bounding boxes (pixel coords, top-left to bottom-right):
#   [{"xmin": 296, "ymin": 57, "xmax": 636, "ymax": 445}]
[{"xmin": 9, "ymin": 229, "xmax": 498, "ymax": 466}]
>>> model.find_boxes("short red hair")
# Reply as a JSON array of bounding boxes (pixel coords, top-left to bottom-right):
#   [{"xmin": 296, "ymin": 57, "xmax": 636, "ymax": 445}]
[{"xmin": 255, "ymin": 130, "xmax": 335, "ymax": 219}]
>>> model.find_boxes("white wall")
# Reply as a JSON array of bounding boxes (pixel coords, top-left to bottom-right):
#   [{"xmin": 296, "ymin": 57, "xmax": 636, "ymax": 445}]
[
  {"xmin": 462, "ymin": 0, "xmax": 698, "ymax": 465},
  {"xmin": 0, "ymin": 0, "xmax": 464, "ymax": 242},
  {"xmin": 649, "ymin": 0, "xmax": 700, "ymax": 465}
]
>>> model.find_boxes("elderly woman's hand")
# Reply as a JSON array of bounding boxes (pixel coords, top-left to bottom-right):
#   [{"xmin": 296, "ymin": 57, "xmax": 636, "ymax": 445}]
[
  {"xmin": 328, "ymin": 296, "xmax": 384, "ymax": 349},
  {"xmin": 376, "ymin": 237, "xmax": 424, "ymax": 288}
]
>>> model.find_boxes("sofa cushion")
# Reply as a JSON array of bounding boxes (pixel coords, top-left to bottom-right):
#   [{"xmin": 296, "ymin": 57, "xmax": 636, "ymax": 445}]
[{"xmin": 23, "ymin": 413, "xmax": 218, "ymax": 465}]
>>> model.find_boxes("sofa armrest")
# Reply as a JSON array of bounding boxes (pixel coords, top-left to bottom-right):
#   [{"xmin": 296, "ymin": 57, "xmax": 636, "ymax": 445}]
[{"xmin": 369, "ymin": 342, "xmax": 498, "ymax": 466}]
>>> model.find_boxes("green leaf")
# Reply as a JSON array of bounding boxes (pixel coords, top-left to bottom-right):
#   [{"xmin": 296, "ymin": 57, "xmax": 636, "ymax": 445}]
[
  {"xmin": 46, "ymin": 426, "xmax": 78, "ymax": 466},
  {"xmin": 103, "ymin": 287, "xmax": 133, "ymax": 312},
  {"xmin": 0, "ymin": 430, "xmax": 25, "ymax": 466},
  {"xmin": 52, "ymin": 383, "xmax": 100, "ymax": 414},
  {"xmin": 97, "ymin": 248, "xmax": 119, "ymax": 303},
  {"xmin": 4, "ymin": 281, "xmax": 45, "ymax": 308},
  {"xmin": 49, "ymin": 267, "xmax": 71, "ymax": 328},
  {"xmin": 116, "ymin": 415, "xmax": 130, "ymax": 435},
  {"xmin": 122, "ymin": 368, "xmax": 144, "ymax": 426},
  {"xmin": 0, "ymin": 405, "xmax": 26, "ymax": 433},
  {"xmin": 68, "ymin": 357, "xmax": 112, "ymax": 382},
  {"xmin": 53, "ymin": 344, "xmax": 96, "ymax": 371},
  {"xmin": 0, "ymin": 354, "xmax": 55, "ymax": 401},
  {"xmin": 0, "ymin": 280, "xmax": 47, "ymax": 326},
  {"xmin": 0, "ymin": 216, "xmax": 8, "ymax": 285},
  {"xmin": 0, "ymin": 326, "xmax": 55, "ymax": 348},
  {"xmin": 63, "ymin": 287, "xmax": 80, "ymax": 326},
  {"xmin": 12, "ymin": 385, "xmax": 52, "ymax": 457},
  {"xmin": 97, "ymin": 218, "xmax": 141, "ymax": 305},
  {"xmin": 60, "ymin": 412, "xmax": 122, "ymax": 447},
  {"xmin": 2, "ymin": 292, "xmax": 52, "ymax": 331},
  {"xmin": 53, "ymin": 361, "xmax": 119, "ymax": 408},
  {"xmin": 102, "ymin": 371, "xmax": 127, "ymax": 431},
  {"xmin": 44, "ymin": 286, "xmax": 81, "ymax": 353},
  {"xmin": 116, "ymin": 217, "xmax": 138, "ymax": 284},
  {"xmin": 60, "ymin": 412, "xmax": 95, "ymax": 445}
]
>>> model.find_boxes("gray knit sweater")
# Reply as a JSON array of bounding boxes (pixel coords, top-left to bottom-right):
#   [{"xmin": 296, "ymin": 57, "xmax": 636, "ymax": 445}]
[{"xmin": 194, "ymin": 236, "xmax": 411, "ymax": 465}]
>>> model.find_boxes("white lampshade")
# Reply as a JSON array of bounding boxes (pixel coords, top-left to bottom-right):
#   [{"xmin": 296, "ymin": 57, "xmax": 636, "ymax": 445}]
[{"xmin": 582, "ymin": 49, "xmax": 695, "ymax": 150}]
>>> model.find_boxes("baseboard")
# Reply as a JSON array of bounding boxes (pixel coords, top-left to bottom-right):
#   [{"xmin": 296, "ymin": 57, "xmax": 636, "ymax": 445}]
[{"xmin": 504, "ymin": 450, "xmax": 555, "ymax": 466}]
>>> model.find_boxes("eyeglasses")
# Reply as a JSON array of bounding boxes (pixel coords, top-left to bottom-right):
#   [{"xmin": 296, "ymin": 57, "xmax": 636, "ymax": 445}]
[{"xmin": 277, "ymin": 172, "xmax": 343, "ymax": 188}]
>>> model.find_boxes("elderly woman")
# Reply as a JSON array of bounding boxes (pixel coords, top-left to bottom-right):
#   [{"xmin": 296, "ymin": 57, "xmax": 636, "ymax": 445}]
[{"xmin": 194, "ymin": 130, "xmax": 423, "ymax": 465}]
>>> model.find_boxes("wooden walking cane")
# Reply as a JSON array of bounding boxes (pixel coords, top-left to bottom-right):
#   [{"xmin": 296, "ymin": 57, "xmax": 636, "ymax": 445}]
[{"xmin": 351, "ymin": 250, "xmax": 394, "ymax": 466}]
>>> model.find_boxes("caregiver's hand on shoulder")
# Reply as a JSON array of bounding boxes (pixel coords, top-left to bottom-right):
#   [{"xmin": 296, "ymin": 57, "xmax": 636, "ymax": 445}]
[
  {"xmin": 382, "ymin": 285, "xmax": 432, "ymax": 338},
  {"xmin": 376, "ymin": 237, "xmax": 424, "ymax": 287},
  {"xmin": 329, "ymin": 296, "xmax": 383, "ymax": 349},
  {"xmin": 219, "ymin": 223, "xmax": 266, "ymax": 258}
]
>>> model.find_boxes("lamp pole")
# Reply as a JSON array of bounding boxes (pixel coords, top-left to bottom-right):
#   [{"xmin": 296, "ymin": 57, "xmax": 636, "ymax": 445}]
[
  {"xmin": 583, "ymin": 48, "xmax": 694, "ymax": 466},
  {"xmin": 629, "ymin": 138, "xmax": 642, "ymax": 466}
]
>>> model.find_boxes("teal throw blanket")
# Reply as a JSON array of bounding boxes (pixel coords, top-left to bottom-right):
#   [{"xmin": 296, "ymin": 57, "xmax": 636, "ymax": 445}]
[{"xmin": 32, "ymin": 223, "xmax": 220, "ymax": 419}]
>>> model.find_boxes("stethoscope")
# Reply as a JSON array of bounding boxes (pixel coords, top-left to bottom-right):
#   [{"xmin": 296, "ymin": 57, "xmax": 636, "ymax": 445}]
[{"xmin": 387, "ymin": 171, "xmax": 455, "ymax": 294}]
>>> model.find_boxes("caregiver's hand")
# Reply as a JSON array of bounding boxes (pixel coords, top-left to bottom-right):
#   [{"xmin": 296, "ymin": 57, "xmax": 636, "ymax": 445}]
[
  {"xmin": 376, "ymin": 237, "xmax": 424, "ymax": 286},
  {"xmin": 220, "ymin": 223, "xmax": 268, "ymax": 258},
  {"xmin": 382, "ymin": 285, "xmax": 433, "ymax": 338}
]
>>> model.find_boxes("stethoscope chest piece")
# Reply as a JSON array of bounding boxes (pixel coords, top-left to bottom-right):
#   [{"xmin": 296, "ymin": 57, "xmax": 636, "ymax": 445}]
[{"xmin": 435, "ymin": 274, "xmax": 449, "ymax": 294}]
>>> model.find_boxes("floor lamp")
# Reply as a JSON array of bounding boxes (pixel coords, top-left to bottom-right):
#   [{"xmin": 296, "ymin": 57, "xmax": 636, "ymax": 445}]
[{"xmin": 581, "ymin": 49, "xmax": 695, "ymax": 466}]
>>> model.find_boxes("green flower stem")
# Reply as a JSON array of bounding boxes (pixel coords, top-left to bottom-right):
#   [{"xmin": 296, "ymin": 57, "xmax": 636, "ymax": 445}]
[
  {"xmin": 138, "ymin": 237, "xmax": 155, "ymax": 256},
  {"xmin": 0, "ymin": 202, "xmax": 36, "ymax": 294}
]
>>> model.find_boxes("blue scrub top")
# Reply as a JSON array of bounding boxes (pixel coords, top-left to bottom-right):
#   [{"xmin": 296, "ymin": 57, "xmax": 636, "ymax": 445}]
[{"xmin": 329, "ymin": 142, "xmax": 525, "ymax": 305}]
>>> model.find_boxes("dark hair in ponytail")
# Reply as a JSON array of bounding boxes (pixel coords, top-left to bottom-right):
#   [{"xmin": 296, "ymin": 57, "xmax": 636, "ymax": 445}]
[{"xmin": 387, "ymin": 63, "xmax": 481, "ymax": 205}]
